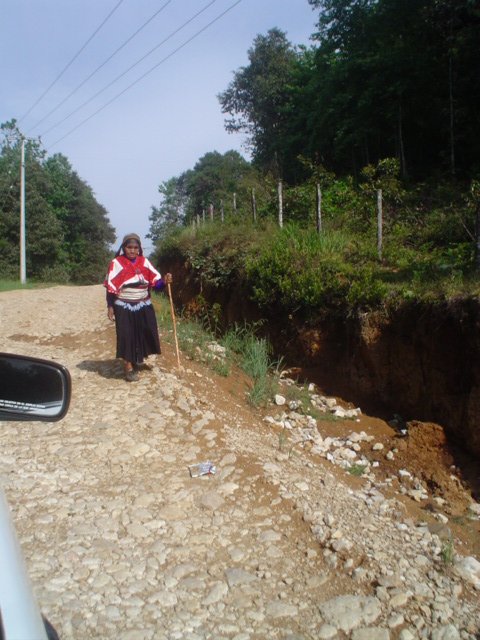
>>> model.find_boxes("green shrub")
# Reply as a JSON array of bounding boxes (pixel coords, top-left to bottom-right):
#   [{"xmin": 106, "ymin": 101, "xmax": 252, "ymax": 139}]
[
  {"xmin": 154, "ymin": 177, "xmax": 480, "ymax": 317},
  {"xmin": 245, "ymin": 224, "xmax": 350, "ymax": 312},
  {"xmin": 345, "ymin": 265, "xmax": 389, "ymax": 310}
]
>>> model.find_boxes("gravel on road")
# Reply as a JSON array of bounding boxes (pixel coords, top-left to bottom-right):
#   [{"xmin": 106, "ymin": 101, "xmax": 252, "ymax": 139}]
[{"xmin": 0, "ymin": 285, "xmax": 478, "ymax": 640}]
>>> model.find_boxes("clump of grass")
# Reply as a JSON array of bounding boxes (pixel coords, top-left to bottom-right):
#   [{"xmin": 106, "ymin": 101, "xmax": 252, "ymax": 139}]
[
  {"xmin": 318, "ymin": 412, "xmax": 342, "ymax": 423},
  {"xmin": 346, "ymin": 463, "xmax": 368, "ymax": 476},
  {"xmin": 241, "ymin": 335, "xmax": 282, "ymax": 407},
  {"xmin": 155, "ymin": 296, "xmax": 220, "ymax": 364},
  {"xmin": 176, "ymin": 318, "xmax": 210, "ymax": 360},
  {"xmin": 220, "ymin": 322, "xmax": 283, "ymax": 407},
  {"xmin": 278, "ymin": 425, "xmax": 288, "ymax": 450},
  {"xmin": 465, "ymin": 508, "xmax": 478, "ymax": 522},
  {"xmin": 277, "ymin": 380, "xmax": 328, "ymax": 421},
  {"xmin": 278, "ymin": 426, "xmax": 295, "ymax": 458},
  {"xmin": 153, "ymin": 295, "xmax": 173, "ymax": 327},
  {"xmin": 449, "ymin": 514, "xmax": 465, "ymax": 525},
  {"xmin": 211, "ymin": 358, "xmax": 230, "ymax": 376},
  {"xmin": 441, "ymin": 537, "xmax": 454, "ymax": 566},
  {"xmin": 281, "ymin": 382, "xmax": 309, "ymax": 407},
  {"xmin": 156, "ymin": 299, "xmax": 281, "ymax": 405}
]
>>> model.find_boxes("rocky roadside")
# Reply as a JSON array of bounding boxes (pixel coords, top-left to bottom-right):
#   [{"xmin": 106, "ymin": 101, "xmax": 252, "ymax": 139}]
[{"xmin": 0, "ymin": 284, "xmax": 478, "ymax": 640}]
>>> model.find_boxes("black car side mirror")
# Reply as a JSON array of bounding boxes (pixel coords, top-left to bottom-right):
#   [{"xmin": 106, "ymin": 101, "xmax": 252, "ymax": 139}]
[{"xmin": 0, "ymin": 353, "xmax": 71, "ymax": 422}]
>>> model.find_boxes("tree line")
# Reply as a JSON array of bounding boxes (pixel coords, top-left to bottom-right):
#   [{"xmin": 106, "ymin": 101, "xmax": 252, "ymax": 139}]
[
  {"xmin": 149, "ymin": 0, "xmax": 479, "ymax": 245},
  {"xmin": 219, "ymin": 0, "xmax": 479, "ymax": 183},
  {"xmin": 0, "ymin": 120, "xmax": 115, "ymax": 283}
]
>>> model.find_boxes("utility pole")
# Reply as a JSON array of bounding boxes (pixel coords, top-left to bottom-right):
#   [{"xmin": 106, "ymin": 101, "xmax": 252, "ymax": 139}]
[{"xmin": 7, "ymin": 133, "xmax": 40, "ymax": 284}]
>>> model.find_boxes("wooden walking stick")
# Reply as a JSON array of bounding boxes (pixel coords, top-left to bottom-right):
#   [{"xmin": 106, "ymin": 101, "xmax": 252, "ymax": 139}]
[{"xmin": 167, "ymin": 282, "xmax": 182, "ymax": 377}]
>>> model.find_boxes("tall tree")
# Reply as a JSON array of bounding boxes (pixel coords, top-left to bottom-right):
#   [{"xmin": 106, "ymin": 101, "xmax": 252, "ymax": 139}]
[
  {"xmin": 148, "ymin": 150, "xmax": 269, "ymax": 247},
  {"xmin": 183, "ymin": 150, "xmax": 257, "ymax": 218},
  {"xmin": 218, "ymin": 29, "xmax": 299, "ymax": 177},
  {"xmin": 44, "ymin": 154, "xmax": 115, "ymax": 283},
  {"xmin": 303, "ymin": 0, "xmax": 480, "ymax": 179},
  {"xmin": 148, "ymin": 176, "xmax": 189, "ymax": 244}
]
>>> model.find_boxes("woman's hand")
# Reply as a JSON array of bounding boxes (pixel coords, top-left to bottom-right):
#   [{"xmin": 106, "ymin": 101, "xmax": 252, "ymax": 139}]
[
  {"xmin": 164, "ymin": 272, "xmax": 173, "ymax": 285},
  {"xmin": 107, "ymin": 307, "xmax": 115, "ymax": 322}
]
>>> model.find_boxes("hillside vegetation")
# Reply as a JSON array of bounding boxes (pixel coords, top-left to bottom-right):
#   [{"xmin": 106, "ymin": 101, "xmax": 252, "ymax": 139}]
[
  {"xmin": 2, "ymin": 0, "xmax": 479, "ymax": 296},
  {"xmin": 153, "ymin": 171, "xmax": 480, "ymax": 321},
  {"xmin": 148, "ymin": 0, "xmax": 480, "ymax": 317}
]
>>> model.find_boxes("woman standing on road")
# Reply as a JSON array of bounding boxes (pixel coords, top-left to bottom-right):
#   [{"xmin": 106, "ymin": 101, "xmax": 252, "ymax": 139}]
[{"xmin": 104, "ymin": 233, "xmax": 172, "ymax": 382}]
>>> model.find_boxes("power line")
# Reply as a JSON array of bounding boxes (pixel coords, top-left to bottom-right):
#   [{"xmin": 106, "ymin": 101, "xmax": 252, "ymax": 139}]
[
  {"xmin": 40, "ymin": 0, "xmax": 218, "ymax": 139},
  {"xmin": 47, "ymin": 0, "xmax": 243, "ymax": 148},
  {"xmin": 18, "ymin": 0, "xmax": 124, "ymax": 125},
  {"xmin": 27, "ymin": 0, "xmax": 173, "ymax": 134}
]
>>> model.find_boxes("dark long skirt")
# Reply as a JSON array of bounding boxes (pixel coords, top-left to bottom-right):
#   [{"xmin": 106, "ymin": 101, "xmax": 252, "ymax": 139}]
[{"xmin": 113, "ymin": 299, "xmax": 161, "ymax": 364}]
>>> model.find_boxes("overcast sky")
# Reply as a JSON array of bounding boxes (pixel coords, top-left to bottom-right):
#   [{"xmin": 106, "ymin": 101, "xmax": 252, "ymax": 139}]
[{"xmin": 1, "ymin": 0, "xmax": 318, "ymax": 253}]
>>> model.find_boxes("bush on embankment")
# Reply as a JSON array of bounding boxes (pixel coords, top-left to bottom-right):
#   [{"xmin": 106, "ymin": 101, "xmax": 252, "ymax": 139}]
[{"xmin": 154, "ymin": 178, "xmax": 480, "ymax": 320}]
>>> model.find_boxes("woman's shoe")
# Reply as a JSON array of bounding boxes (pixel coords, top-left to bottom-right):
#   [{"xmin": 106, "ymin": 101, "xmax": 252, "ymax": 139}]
[{"xmin": 125, "ymin": 369, "xmax": 139, "ymax": 382}]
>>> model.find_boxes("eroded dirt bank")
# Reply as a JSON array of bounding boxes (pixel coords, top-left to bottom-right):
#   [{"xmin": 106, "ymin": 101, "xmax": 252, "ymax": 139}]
[{"xmin": 166, "ymin": 260, "xmax": 480, "ymax": 466}]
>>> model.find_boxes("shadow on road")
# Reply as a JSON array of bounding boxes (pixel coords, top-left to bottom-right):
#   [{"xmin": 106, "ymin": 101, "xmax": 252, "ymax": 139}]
[{"xmin": 77, "ymin": 359, "xmax": 123, "ymax": 380}]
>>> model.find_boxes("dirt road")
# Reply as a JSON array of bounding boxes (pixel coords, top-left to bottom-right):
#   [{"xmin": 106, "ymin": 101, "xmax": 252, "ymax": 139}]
[{"xmin": 0, "ymin": 285, "xmax": 478, "ymax": 639}]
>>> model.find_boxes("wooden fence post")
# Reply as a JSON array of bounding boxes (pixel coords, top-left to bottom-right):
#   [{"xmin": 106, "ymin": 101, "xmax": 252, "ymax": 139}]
[
  {"xmin": 377, "ymin": 188, "xmax": 383, "ymax": 259},
  {"xmin": 278, "ymin": 181, "xmax": 283, "ymax": 228},
  {"xmin": 220, "ymin": 199, "xmax": 224, "ymax": 223},
  {"xmin": 316, "ymin": 183, "xmax": 322, "ymax": 235},
  {"xmin": 233, "ymin": 192, "xmax": 237, "ymax": 216},
  {"xmin": 209, "ymin": 203, "xmax": 214, "ymax": 221},
  {"xmin": 251, "ymin": 188, "xmax": 256, "ymax": 222}
]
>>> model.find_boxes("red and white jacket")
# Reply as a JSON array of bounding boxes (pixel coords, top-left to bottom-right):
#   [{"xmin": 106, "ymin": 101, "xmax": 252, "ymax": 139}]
[{"xmin": 104, "ymin": 255, "xmax": 162, "ymax": 301}]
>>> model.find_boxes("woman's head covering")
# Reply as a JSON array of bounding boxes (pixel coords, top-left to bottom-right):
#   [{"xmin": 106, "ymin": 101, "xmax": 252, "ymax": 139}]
[{"xmin": 116, "ymin": 233, "xmax": 143, "ymax": 256}]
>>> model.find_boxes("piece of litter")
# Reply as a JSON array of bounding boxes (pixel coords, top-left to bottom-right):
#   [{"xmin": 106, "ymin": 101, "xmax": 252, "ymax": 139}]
[{"xmin": 189, "ymin": 461, "xmax": 216, "ymax": 477}]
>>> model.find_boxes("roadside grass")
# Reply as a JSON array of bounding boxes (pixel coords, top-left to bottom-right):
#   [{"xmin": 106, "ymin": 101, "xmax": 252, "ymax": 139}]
[
  {"xmin": 154, "ymin": 294, "xmax": 355, "ymax": 421},
  {"xmin": 275, "ymin": 379, "xmax": 328, "ymax": 421},
  {"xmin": 346, "ymin": 463, "xmax": 368, "ymax": 476},
  {"xmin": 225, "ymin": 324, "xmax": 283, "ymax": 407},
  {"xmin": 278, "ymin": 424, "xmax": 295, "ymax": 458},
  {"xmin": 153, "ymin": 296, "xmax": 282, "ymax": 406},
  {"xmin": 0, "ymin": 279, "xmax": 56, "ymax": 292},
  {"xmin": 440, "ymin": 537, "xmax": 454, "ymax": 566},
  {"xmin": 280, "ymin": 379, "xmax": 309, "ymax": 404}
]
